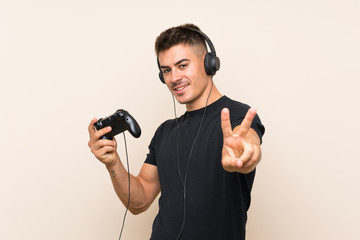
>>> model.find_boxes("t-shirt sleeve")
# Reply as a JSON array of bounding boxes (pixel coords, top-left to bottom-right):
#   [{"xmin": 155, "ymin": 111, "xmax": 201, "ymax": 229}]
[
  {"xmin": 144, "ymin": 131, "xmax": 157, "ymax": 166},
  {"xmin": 230, "ymin": 105, "xmax": 265, "ymax": 144},
  {"xmin": 144, "ymin": 121, "xmax": 169, "ymax": 166},
  {"xmin": 250, "ymin": 114, "xmax": 265, "ymax": 144}
]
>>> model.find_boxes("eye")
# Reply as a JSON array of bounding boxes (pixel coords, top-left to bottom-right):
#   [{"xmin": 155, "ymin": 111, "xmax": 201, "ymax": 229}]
[
  {"xmin": 162, "ymin": 68, "xmax": 171, "ymax": 74},
  {"xmin": 179, "ymin": 64, "xmax": 187, "ymax": 69}
]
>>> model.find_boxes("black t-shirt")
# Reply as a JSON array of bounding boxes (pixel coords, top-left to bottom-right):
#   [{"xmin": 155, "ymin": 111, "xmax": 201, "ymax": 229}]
[{"xmin": 145, "ymin": 96, "xmax": 265, "ymax": 240}]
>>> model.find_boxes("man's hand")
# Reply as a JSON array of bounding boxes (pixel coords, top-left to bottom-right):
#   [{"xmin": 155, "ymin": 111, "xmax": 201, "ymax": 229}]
[
  {"xmin": 88, "ymin": 118, "xmax": 119, "ymax": 167},
  {"xmin": 221, "ymin": 108, "xmax": 262, "ymax": 174}
]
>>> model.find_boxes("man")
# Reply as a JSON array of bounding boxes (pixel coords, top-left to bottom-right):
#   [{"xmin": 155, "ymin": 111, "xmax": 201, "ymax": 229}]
[{"xmin": 88, "ymin": 23, "xmax": 265, "ymax": 239}]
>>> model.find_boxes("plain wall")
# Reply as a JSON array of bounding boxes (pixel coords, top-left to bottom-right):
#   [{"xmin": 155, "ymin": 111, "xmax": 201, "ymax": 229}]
[{"xmin": 1, "ymin": 0, "xmax": 359, "ymax": 239}]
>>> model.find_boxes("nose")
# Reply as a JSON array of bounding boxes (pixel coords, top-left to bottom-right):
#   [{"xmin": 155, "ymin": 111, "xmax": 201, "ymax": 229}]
[{"xmin": 170, "ymin": 67, "xmax": 182, "ymax": 83}]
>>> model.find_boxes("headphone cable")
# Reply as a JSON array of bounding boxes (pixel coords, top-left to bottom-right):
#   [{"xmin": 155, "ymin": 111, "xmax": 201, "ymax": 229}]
[
  {"xmin": 118, "ymin": 132, "xmax": 130, "ymax": 240},
  {"xmin": 174, "ymin": 79, "xmax": 214, "ymax": 240}
]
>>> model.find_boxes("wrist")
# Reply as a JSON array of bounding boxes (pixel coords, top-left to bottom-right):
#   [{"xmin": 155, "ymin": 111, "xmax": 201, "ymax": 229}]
[{"xmin": 105, "ymin": 154, "xmax": 121, "ymax": 170}]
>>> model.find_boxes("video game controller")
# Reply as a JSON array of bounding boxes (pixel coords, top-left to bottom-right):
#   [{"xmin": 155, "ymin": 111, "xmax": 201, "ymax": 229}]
[{"xmin": 94, "ymin": 109, "xmax": 141, "ymax": 139}]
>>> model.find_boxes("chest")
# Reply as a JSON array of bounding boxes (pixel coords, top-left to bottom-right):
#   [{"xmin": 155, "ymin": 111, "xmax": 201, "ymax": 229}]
[{"xmin": 155, "ymin": 116, "xmax": 225, "ymax": 193}]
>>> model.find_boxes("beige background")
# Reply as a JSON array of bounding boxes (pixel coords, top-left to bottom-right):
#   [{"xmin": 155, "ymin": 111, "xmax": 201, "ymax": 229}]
[{"xmin": 1, "ymin": 0, "xmax": 359, "ymax": 239}]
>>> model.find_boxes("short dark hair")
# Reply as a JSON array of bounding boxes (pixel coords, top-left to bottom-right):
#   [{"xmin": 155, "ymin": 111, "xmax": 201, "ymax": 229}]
[{"xmin": 155, "ymin": 23, "xmax": 207, "ymax": 57}]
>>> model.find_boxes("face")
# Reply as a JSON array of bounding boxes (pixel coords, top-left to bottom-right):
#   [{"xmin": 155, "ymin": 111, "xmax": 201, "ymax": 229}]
[{"xmin": 158, "ymin": 44, "xmax": 212, "ymax": 111}]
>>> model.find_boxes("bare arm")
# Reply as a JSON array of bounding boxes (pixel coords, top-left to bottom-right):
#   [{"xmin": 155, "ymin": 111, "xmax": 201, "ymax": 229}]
[
  {"xmin": 88, "ymin": 118, "xmax": 160, "ymax": 214},
  {"xmin": 107, "ymin": 160, "xmax": 160, "ymax": 214}
]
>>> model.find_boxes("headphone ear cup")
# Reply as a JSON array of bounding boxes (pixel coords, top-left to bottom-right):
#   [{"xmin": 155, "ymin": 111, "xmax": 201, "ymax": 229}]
[
  {"xmin": 157, "ymin": 58, "xmax": 165, "ymax": 84},
  {"xmin": 204, "ymin": 53, "xmax": 221, "ymax": 76},
  {"xmin": 159, "ymin": 71, "xmax": 165, "ymax": 84}
]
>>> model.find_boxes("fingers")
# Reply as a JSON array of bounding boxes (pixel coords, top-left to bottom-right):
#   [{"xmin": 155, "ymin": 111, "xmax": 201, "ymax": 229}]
[
  {"xmin": 222, "ymin": 108, "xmax": 257, "ymax": 138},
  {"xmin": 222, "ymin": 141, "xmax": 261, "ymax": 173},
  {"xmin": 88, "ymin": 118, "xmax": 118, "ymax": 166},
  {"xmin": 235, "ymin": 108, "xmax": 257, "ymax": 137},
  {"xmin": 221, "ymin": 108, "xmax": 261, "ymax": 174},
  {"xmin": 90, "ymin": 138, "xmax": 116, "ymax": 152},
  {"xmin": 90, "ymin": 139, "xmax": 117, "ymax": 163},
  {"xmin": 96, "ymin": 145, "xmax": 117, "ymax": 159},
  {"xmin": 237, "ymin": 142, "xmax": 261, "ymax": 173},
  {"xmin": 221, "ymin": 108, "xmax": 233, "ymax": 138},
  {"xmin": 237, "ymin": 142, "xmax": 254, "ymax": 166},
  {"xmin": 88, "ymin": 118, "xmax": 98, "ymax": 136},
  {"xmin": 94, "ymin": 126, "xmax": 112, "ymax": 140},
  {"xmin": 88, "ymin": 118, "xmax": 113, "ymax": 148}
]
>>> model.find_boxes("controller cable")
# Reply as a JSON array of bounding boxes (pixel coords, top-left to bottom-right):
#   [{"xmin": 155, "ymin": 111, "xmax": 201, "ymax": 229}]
[
  {"xmin": 118, "ymin": 132, "xmax": 130, "ymax": 240},
  {"xmin": 173, "ymin": 79, "xmax": 214, "ymax": 240}
]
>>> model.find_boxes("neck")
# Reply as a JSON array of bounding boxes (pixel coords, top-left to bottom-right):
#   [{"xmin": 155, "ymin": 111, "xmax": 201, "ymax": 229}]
[{"xmin": 185, "ymin": 81, "xmax": 222, "ymax": 112}]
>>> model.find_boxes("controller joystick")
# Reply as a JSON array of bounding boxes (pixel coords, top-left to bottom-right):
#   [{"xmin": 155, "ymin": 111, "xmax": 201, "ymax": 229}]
[{"xmin": 94, "ymin": 109, "xmax": 141, "ymax": 140}]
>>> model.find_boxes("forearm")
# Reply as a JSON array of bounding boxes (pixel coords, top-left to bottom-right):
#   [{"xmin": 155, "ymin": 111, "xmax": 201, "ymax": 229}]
[
  {"xmin": 106, "ymin": 155, "xmax": 150, "ymax": 214},
  {"xmin": 88, "ymin": 119, "xmax": 158, "ymax": 214}
]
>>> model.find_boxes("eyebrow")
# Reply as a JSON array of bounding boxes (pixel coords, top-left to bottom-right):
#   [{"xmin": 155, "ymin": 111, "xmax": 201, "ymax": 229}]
[{"xmin": 160, "ymin": 58, "xmax": 190, "ymax": 69}]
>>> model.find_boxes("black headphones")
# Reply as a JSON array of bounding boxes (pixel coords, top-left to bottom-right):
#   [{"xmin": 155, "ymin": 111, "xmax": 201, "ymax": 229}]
[{"xmin": 157, "ymin": 27, "xmax": 221, "ymax": 84}]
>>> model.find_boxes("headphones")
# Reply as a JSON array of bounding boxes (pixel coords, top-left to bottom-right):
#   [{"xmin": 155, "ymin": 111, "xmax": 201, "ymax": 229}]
[{"xmin": 157, "ymin": 27, "xmax": 221, "ymax": 84}]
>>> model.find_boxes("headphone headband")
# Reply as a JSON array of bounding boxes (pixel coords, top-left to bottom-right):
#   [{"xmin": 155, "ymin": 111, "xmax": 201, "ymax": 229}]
[{"xmin": 185, "ymin": 27, "xmax": 217, "ymax": 56}]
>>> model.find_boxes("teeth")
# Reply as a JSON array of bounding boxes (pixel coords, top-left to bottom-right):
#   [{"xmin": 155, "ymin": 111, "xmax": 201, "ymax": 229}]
[{"xmin": 176, "ymin": 86, "xmax": 186, "ymax": 91}]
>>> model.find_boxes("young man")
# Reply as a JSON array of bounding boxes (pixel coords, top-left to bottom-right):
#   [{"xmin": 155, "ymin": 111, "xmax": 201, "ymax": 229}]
[{"xmin": 88, "ymin": 24, "xmax": 265, "ymax": 239}]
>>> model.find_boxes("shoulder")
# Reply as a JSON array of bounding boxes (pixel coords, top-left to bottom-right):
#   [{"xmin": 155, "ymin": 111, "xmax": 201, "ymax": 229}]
[
  {"xmin": 151, "ymin": 116, "xmax": 180, "ymax": 141},
  {"xmin": 145, "ymin": 118, "xmax": 178, "ymax": 165},
  {"xmin": 222, "ymin": 96, "xmax": 252, "ymax": 119},
  {"xmin": 222, "ymin": 96, "xmax": 265, "ymax": 140},
  {"xmin": 156, "ymin": 118, "xmax": 177, "ymax": 133}
]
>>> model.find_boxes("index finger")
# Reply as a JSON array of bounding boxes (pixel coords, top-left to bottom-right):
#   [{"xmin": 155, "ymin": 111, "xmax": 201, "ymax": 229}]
[
  {"xmin": 221, "ymin": 108, "xmax": 233, "ymax": 139},
  {"xmin": 235, "ymin": 108, "xmax": 257, "ymax": 137}
]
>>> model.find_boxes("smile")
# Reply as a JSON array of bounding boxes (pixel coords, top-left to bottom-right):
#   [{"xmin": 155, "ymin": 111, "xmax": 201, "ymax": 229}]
[
  {"xmin": 174, "ymin": 84, "xmax": 189, "ymax": 92},
  {"xmin": 175, "ymin": 85, "xmax": 187, "ymax": 91}
]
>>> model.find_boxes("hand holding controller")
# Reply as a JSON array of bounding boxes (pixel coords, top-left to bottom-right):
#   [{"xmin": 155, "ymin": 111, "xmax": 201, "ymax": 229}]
[{"xmin": 94, "ymin": 109, "xmax": 141, "ymax": 139}]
